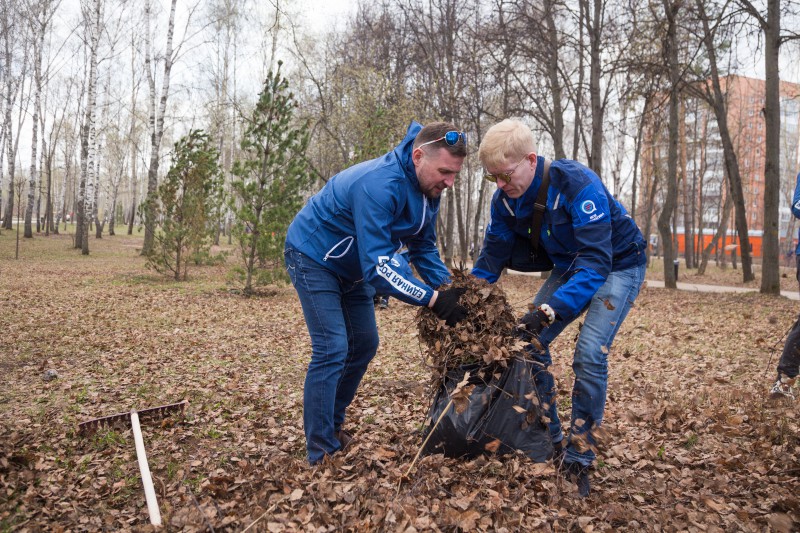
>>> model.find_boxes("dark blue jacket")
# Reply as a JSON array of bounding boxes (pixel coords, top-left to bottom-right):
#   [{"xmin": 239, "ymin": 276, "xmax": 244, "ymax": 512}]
[
  {"xmin": 285, "ymin": 122, "xmax": 450, "ymax": 306},
  {"xmin": 473, "ymin": 156, "xmax": 646, "ymax": 321}
]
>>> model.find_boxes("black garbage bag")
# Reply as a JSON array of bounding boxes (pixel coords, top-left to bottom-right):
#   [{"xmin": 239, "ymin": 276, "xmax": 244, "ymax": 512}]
[{"xmin": 421, "ymin": 355, "xmax": 553, "ymax": 462}]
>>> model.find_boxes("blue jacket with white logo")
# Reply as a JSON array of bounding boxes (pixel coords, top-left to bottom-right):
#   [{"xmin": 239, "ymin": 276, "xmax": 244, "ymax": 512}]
[
  {"xmin": 473, "ymin": 157, "xmax": 646, "ymax": 322},
  {"xmin": 285, "ymin": 122, "xmax": 450, "ymax": 306},
  {"xmin": 792, "ymin": 173, "xmax": 800, "ymax": 255}
]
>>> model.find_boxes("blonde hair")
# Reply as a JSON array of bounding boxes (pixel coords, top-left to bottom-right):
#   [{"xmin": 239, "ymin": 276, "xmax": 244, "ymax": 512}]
[{"xmin": 478, "ymin": 119, "xmax": 537, "ymax": 169}]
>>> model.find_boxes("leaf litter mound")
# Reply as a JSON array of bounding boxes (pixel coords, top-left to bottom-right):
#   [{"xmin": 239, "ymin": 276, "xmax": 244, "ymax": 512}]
[
  {"xmin": 1, "ymin": 235, "xmax": 799, "ymax": 531},
  {"xmin": 416, "ymin": 269, "xmax": 529, "ymax": 388}
]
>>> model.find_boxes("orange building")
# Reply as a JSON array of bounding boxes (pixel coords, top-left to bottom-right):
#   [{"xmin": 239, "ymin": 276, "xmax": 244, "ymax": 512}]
[{"xmin": 640, "ymin": 75, "xmax": 800, "ymax": 259}]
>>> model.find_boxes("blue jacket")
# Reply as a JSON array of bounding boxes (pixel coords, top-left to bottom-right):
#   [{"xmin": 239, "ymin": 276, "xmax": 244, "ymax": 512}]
[
  {"xmin": 793, "ymin": 173, "xmax": 800, "ymax": 255},
  {"xmin": 473, "ymin": 156, "xmax": 646, "ymax": 321},
  {"xmin": 285, "ymin": 122, "xmax": 450, "ymax": 306}
]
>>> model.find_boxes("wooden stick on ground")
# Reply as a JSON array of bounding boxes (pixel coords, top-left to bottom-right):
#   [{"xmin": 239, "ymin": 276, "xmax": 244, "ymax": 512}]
[
  {"xmin": 131, "ymin": 410, "xmax": 162, "ymax": 526},
  {"xmin": 398, "ymin": 398, "xmax": 454, "ymax": 491}
]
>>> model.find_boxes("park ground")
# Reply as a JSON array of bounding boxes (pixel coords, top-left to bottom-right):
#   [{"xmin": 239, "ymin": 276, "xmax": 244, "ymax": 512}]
[{"xmin": 1, "ymin": 228, "xmax": 799, "ymax": 531}]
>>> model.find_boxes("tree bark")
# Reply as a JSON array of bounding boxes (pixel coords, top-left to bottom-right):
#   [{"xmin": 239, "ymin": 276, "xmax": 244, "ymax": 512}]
[
  {"xmin": 657, "ymin": 0, "xmax": 681, "ymax": 289},
  {"xmin": 142, "ymin": 0, "xmax": 178, "ymax": 255}
]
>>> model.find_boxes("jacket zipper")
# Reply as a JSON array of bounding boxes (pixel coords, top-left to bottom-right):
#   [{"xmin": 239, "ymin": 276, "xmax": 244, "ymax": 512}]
[
  {"xmin": 323, "ymin": 236, "xmax": 355, "ymax": 261},
  {"xmin": 414, "ymin": 197, "xmax": 427, "ymax": 235}
]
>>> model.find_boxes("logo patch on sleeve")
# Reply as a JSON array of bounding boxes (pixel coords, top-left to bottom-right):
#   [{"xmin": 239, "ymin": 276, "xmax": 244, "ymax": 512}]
[{"xmin": 581, "ymin": 200, "xmax": 597, "ymax": 214}]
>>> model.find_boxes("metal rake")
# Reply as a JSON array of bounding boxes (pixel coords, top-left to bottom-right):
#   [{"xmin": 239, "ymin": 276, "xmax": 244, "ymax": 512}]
[{"xmin": 78, "ymin": 399, "xmax": 188, "ymax": 526}]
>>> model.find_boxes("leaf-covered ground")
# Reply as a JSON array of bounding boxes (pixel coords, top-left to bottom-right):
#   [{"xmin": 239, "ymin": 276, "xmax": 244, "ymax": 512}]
[{"xmin": 1, "ymin": 232, "xmax": 799, "ymax": 532}]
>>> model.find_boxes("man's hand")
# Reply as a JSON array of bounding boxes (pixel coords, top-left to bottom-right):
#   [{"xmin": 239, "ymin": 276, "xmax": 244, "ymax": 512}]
[
  {"xmin": 431, "ymin": 287, "xmax": 468, "ymax": 327},
  {"xmin": 516, "ymin": 304, "xmax": 555, "ymax": 340}
]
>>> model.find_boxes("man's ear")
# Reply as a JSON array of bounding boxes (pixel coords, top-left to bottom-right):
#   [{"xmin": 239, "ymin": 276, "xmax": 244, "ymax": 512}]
[{"xmin": 412, "ymin": 147, "xmax": 424, "ymax": 166}]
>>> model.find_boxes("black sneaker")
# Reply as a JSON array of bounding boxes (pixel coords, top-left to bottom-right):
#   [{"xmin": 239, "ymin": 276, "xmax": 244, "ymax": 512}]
[{"xmin": 563, "ymin": 461, "xmax": 591, "ymax": 498}]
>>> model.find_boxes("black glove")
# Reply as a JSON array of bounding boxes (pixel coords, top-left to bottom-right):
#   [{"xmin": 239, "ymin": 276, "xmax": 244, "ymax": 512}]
[
  {"xmin": 431, "ymin": 287, "xmax": 468, "ymax": 327},
  {"xmin": 516, "ymin": 308, "xmax": 551, "ymax": 341}
]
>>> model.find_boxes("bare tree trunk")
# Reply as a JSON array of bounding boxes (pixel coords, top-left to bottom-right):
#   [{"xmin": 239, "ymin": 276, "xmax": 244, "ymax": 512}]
[
  {"xmin": 680, "ymin": 100, "xmax": 695, "ymax": 269},
  {"xmin": 544, "ymin": 0, "xmax": 566, "ymax": 159},
  {"xmin": 585, "ymin": 0, "xmax": 604, "ymax": 175},
  {"xmin": 657, "ymin": 0, "xmax": 681, "ymax": 289},
  {"xmin": 699, "ymin": 189, "xmax": 732, "ymax": 275},
  {"xmin": 1, "ymin": 18, "xmax": 26, "ymax": 232},
  {"xmin": 573, "ymin": 0, "xmax": 587, "ymax": 160},
  {"xmin": 759, "ymin": 0, "xmax": 781, "ymax": 294},
  {"xmin": 643, "ymin": 137, "xmax": 661, "ymax": 266},
  {"xmin": 455, "ymin": 159, "xmax": 467, "ymax": 263},
  {"xmin": 630, "ymin": 96, "xmax": 651, "ymax": 220},
  {"xmin": 695, "ymin": 0, "xmax": 755, "ymax": 283},
  {"xmin": 142, "ymin": 0, "xmax": 178, "ymax": 255},
  {"xmin": 24, "ymin": 23, "xmax": 42, "ymax": 239},
  {"xmin": 3, "ymin": 109, "xmax": 13, "ymax": 230},
  {"xmin": 80, "ymin": 0, "xmax": 101, "ymax": 255},
  {"xmin": 127, "ymin": 35, "xmax": 138, "ymax": 236}
]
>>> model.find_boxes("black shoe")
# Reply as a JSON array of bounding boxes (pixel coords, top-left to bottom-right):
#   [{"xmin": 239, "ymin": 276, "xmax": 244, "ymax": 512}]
[
  {"xmin": 551, "ymin": 440, "xmax": 565, "ymax": 464},
  {"xmin": 336, "ymin": 429, "xmax": 355, "ymax": 451},
  {"xmin": 563, "ymin": 461, "xmax": 591, "ymax": 498}
]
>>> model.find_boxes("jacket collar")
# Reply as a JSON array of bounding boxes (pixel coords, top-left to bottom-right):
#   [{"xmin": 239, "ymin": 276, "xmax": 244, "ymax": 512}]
[{"xmin": 394, "ymin": 121, "xmax": 423, "ymax": 191}]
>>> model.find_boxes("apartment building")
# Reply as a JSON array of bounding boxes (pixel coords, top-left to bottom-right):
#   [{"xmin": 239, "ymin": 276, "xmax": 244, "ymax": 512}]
[{"xmin": 640, "ymin": 75, "xmax": 800, "ymax": 258}]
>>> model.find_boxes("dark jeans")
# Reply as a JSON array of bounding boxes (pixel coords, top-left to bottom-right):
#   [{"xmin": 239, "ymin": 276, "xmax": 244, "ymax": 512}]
[
  {"xmin": 778, "ymin": 314, "xmax": 800, "ymax": 379},
  {"xmin": 529, "ymin": 263, "xmax": 647, "ymax": 467},
  {"xmin": 284, "ymin": 247, "xmax": 380, "ymax": 464}
]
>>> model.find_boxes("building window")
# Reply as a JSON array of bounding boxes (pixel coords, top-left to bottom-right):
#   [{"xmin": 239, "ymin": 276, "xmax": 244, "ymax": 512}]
[
  {"xmin": 749, "ymin": 109, "xmax": 754, "ymax": 116},
  {"xmin": 757, "ymin": 136, "xmax": 762, "ymax": 143}
]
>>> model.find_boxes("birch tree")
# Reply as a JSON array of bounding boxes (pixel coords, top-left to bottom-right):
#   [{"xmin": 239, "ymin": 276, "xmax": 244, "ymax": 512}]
[
  {"xmin": 2, "ymin": 4, "xmax": 29, "ymax": 230},
  {"xmin": 141, "ymin": 0, "xmax": 178, "ymax": 255},
  {"xmin": 23, "ymin": 0, "xmax": 59, "ymax": 239},
  {"xmin": 76, "ymin": 0, "xmax": 101, "ymax": 255}
]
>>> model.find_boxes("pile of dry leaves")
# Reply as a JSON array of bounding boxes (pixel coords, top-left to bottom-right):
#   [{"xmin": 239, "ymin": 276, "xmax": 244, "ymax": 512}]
[
  {"xmin": 416, "ymin": 269, "xmax": 529, "ymax": 386},
  {"xmin": 2, "ymin": 234, "xmax": 799, "ymax": 531}
]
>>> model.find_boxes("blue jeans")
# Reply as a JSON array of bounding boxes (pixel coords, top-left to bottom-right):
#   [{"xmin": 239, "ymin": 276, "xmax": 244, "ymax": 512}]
[
  {"xmin": 529, "ymin": 263, "xmax": 646, "ymax": 467},
  {"xmin": 284, "ymin": 247, "xmax": 380, "ymax": 464}
]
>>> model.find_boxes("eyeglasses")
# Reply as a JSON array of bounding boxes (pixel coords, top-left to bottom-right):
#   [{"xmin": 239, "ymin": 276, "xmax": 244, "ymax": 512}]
[
  {"xmin": 417, "ymin": 131, "xmax": 467, "ymax": 149},
  {"xmin": 483, "ymin": 156, "xmax": 529, "ymax": 183}
]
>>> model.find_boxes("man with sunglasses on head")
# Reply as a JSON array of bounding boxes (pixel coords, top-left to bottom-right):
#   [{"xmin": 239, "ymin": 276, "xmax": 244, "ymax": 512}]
[
  {"xmin": 285, "ymin": 122, "xmax": 469, "ymax": 465},
  {"xmin": 471, "ymin": 119, "xmax": 647, "ymax": 497}
]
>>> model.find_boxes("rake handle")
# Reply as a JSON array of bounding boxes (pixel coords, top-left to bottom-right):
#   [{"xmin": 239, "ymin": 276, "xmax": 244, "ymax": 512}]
[{"xmin": 131, "ymin": 410, "xmax": 162, "ymax": 526}]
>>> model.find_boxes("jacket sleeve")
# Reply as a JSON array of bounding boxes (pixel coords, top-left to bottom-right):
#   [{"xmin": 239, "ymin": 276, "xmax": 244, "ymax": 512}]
[
  {"xmin": 405, "ymin": 222, "xmax": 451, "ymax": 289},
  {"xmin": 352, "ymin": 179, "xmax": 436, "ymax": 306},
  {"xmin": 792, "ymin": 173, "xmax": 800, "ymax": 219},
  {"xmin": 472, "ymin": 198, "xmax": 514, "ymax": 283},
  {"xmin": 547, "ymin": 183, "xmax": 613, "ymax": 322}
]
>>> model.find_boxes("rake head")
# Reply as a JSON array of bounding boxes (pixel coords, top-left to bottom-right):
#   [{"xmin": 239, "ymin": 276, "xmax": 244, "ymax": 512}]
[{"xmin": 78, "ymin": 399, "xmax": 188, "ymax": 436}]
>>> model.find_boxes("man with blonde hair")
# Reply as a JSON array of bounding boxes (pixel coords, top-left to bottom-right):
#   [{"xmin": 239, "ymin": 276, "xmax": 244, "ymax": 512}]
[{"xmin": 472, "ymin": 118, "xmax": 647, "ymax": 497}]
